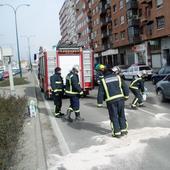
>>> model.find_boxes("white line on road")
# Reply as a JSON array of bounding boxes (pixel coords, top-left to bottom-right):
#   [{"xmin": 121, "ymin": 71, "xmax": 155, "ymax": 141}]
[{"xmin": 138, "ymin": 107, "xmax": 170, "ymax": 121}]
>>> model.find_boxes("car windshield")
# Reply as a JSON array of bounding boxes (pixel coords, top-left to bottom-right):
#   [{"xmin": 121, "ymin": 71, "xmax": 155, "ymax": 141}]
[{"xmin": 139, "ymin": 66, "xmax": 151, "ymax": 70}]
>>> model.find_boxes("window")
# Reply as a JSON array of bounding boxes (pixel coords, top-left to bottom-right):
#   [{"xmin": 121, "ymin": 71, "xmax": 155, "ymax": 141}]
[
  {"xmin": 120, "ymin": 31, "xmax": 125, "ymax": 39},
  {"xmin": 156, "ymin": 0, "xmax": 163, "ymax": 8},
  {"xmin": 120, "ymin": 0, "xmax": 124, "ymax": 9},
  {"xmin": 113, "ymin": 4, "xmax": 117, "ymax": 13},
  {"xmin": 120, "ymin": 16, "xmax": 125, "ymax": 24},
  {"xmin": 114, "ymin": 33, "xmax": 119, "ymax": 41},
  {"xmin": 114, "ymin": 19, "xmax": 118, "ymax": 26},
  {"xmin": 156, "ymin": 16, "xmax": 165, "ymax": 29}
]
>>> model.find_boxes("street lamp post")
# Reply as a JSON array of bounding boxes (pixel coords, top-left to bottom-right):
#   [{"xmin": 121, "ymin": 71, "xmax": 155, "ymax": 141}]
[
  {"xmin": 0, "ymin": 4, "xmax": 30, "ymax": 78},
  {"xmin": 22, "ymin": 35, "xmax": 35, "ymax": 71}
]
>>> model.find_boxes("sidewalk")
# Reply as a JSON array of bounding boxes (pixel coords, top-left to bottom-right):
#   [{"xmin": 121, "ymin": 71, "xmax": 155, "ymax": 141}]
[{"xmin": 0, "ymin": 71, "xmax": 47, "ymax": 170}]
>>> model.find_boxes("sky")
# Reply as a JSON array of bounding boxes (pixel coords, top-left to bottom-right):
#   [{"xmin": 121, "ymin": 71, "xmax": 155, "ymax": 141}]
[{"xmin": 0, "ymin": 0, "xmax": 65, "ymax": 61}]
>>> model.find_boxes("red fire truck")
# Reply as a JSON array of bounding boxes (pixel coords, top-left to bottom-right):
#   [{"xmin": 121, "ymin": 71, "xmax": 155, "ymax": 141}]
[{"xmin": 38, "ymin": 46, "xmax": 94, "ymax": 99}]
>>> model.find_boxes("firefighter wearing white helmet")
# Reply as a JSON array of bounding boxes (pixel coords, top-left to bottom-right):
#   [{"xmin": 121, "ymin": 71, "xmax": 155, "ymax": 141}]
[
  {"xmin": 64, "ymin": 65, "xmax": 84, "ymax": 122},
  {"xmin": 112, "ymin": 66, "xmax": 121, "ymax": 75},
  {"xmin": 129, "ymin": 70, "xmax": 146, "ymax": 109}
]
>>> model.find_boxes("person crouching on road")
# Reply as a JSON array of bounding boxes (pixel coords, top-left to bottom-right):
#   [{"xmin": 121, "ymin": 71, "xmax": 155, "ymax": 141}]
[
  {"xmin": 50, "ymin": 67, "xmax": 64, "ymax": 118},
  {"xmin": 99, "ymin": 66, "xmax": 129, "ymax": 138},
  {"xmin": 64, "ymin": 65, "xmax": 84, "ymax": 122},
  {"xmin": 95, "ymin": 64, "xmax": 105, "ymax": 108},
  {"xmin": 129, "ymin": 70, "xmax": 146, "ymax": 109}
]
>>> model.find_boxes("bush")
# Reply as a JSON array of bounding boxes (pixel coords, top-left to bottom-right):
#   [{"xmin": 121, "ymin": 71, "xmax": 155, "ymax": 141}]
[
  {"xmin": 0, "ymin": 95, "xmax": 27, "ymax": 170},
  {"xmin": 0, "ymin": 77, "xmax": 29, "ymax": 87}
]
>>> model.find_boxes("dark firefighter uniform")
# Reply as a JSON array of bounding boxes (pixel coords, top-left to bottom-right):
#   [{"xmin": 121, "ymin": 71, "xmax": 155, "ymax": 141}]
[
  {"xmin": 96, "ymin": 70, "xmax": 105, "ymax": 107},
  {"xmin": 129, "ymin": 75, "xmax": 145, "ymax": 109},
  {"xmin": 100, "ymin": 70, "xmax": 129, "ymax": 138},
  {"xmin": 50, "ymin": 67, "xmax": 64, "ymax": 118},
  {"xmin": 64, "ymin": 67, "xmax": 84, "ymax": 122}
]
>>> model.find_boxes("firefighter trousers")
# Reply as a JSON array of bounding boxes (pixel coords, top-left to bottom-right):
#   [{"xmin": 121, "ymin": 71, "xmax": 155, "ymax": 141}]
[
  {"xmin": 68, "ymin": 95, "xmax": 80, "ymax": 113},
  {"xmin": 130, "ymin": 89, "xmax": 143, "ymax": 107},
  {"xmin": 53, "ymin": 93, "xmax": 62, "ymax": 113},
  {"xmin": 97, "ymin": 84, "xmax": 104, "ymax": 105},
  {"xmin": 107, "ymin": 99, "xmax": 127, "ymax": 134}
]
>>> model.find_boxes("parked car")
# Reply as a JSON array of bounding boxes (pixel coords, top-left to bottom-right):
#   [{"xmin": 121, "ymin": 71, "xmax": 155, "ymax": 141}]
[
  {"xmin": 151, "ymin": 66, "xmax": 170, "ymax": 84},
  {"xmin": 156, "ymin": 74, "xmax": 170, "ymax": 102},
  {"xmin": 122, "ymin": 64, "xmax": 153, "ymax": 80},
  {"xmin": 0, "ymin": 72, "xmax": 3, "ymax": 81},
  {"xmin": 3, "ymin": 71, "xmax": 9, "ymax": 79}
]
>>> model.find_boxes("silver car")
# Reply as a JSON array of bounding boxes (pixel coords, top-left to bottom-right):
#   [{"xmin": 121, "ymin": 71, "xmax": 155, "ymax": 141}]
[
  {"xmin": 122, "ymin": 64, "xmax": 153, "ymax": 80},
  {"xmin": 156, "ymin": 74, "xmax": 170, "ymax": 102}
]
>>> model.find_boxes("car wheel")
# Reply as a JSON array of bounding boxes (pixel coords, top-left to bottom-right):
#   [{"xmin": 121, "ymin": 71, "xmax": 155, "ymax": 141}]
[{"xmin": 157, "ymin": 89, "xmax": 166, "ymax": 102}]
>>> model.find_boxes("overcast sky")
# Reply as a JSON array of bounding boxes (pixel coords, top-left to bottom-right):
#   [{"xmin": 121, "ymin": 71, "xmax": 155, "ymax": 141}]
[{"xmin": 0, "ymin": 0, "xmax": 64, "ymax": 61}]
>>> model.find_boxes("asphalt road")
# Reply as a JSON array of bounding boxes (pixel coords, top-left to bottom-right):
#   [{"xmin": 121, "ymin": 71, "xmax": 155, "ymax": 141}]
[
  {"xmin": 32, "ymin": 66, "xmax": 170, "ymax": 170},
  {"xmin": 42, "ymin": 81, "xmax": 170, "ymax": 170}
]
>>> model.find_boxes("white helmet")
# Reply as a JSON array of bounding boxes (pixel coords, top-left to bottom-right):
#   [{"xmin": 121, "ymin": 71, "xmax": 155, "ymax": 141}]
[
  {"xmin": 142, "ymin": 70, "xmax": 147, "ymax": 75},
  {"xmin": 72, "ymin": 65, "xmax": 79, "ymax": 73},
  {"xmin": 112, "ymin": 66, "xmax": 121, "ymax": 74}
]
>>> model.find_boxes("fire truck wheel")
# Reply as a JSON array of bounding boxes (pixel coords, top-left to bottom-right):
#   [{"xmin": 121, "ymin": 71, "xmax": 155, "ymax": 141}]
[
  {"xmin": 44, "ymin": 92, "xmax": 50, "ymax": 100},
  {"xmin": 40, "ymin": 87, "xmax": 44, "ymax": 92}
]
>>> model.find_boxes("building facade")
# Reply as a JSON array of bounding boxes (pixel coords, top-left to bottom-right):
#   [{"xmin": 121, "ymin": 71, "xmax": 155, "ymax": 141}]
[{"xmin": 59, "ymin": 0, "xmax": 170, "ymax": 68}]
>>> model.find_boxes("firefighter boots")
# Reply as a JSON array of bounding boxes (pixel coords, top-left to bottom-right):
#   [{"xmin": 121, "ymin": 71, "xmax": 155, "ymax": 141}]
[
  {"xmin": 75, "ymin": 112, "xmax": 84, "ymax": 121},
  {"xmin": 64, "ymin": 109, "xmax": 73, "ymax": 122}
]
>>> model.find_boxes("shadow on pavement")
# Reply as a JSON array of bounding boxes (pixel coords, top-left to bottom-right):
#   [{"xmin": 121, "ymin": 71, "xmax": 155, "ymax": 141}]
[{"xmin": 63, "ymin": 120, "xmax": 111, "ymax": 135}]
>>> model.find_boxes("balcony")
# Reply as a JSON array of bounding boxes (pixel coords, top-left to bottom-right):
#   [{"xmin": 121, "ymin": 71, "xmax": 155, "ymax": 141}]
[
  {"xmin": 100, "ymin": 19, "xmax": 107, "ymax": 26},
  {"xmin": 105, "ymin": 3, "xmax": 111, "ymax": 10},
  {"xmin": 102, "ymin": 44, "xmax": 111, "ymax": 51},
  {"xmin": 101, "ymin": 30, "xmax": 112, "ymax": 39},
  {"xmin": 99, "ymin": 7, "xmax": 106, "ymax": 14},
  {"xmin": 141, "ymin": 0, "xmax": 152, "ymax": 4},
  {"xmin": 126, "ymin": 0, "xmax": 138, "ymax": 10},
  {"xmin": 101, "ymin": 32, "xmax": 108, "ymax": 38},
  {"xmin": 106, "ymin": 17, "xmax": 112, "ymax": 23},
  {"xmin": 128, "ymin": 19, "xmax": 140, "ymax": 27},
  {"xmin": 128, "ymin": 36, "xmax": 141, "ymax": 44}
]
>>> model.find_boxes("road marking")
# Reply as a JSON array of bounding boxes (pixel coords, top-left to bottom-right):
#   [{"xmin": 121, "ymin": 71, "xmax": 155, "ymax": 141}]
[
  {"xmin": 33, "ymin": 70, "xmax": 71, "ymax": 155},
  {"xmin": 138, "ymin": 107, "xmax": 170, "ymax": 121}
]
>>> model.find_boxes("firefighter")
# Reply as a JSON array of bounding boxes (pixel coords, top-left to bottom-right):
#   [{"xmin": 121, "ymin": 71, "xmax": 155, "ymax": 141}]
[
  {"xmin": 99, "ymin": 66, "xmax": 129, "ymax": 138},
  {"xmin": 129, "ymin": 70, "xmax": 146, "ymax": 109},
  {"xmin": 64, "ymin": 65, "xmax": 84, "ymax": 122},
  {"xmin": 95, "ymin": 64, "xmax": 105, "ymax": 107},
  {"xmin": 50, "ymin": 67, "xmax": 64, "ymax": 118},
  {"xmin": 112, "ymin": 66, "xmax": 125, "ymax": 80}
]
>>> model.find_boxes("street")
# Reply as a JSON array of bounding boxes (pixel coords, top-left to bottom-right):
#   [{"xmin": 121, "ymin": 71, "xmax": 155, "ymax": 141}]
[{"xmin": 33, "ymin": 71, "xmax": 170, "ymax": 170}]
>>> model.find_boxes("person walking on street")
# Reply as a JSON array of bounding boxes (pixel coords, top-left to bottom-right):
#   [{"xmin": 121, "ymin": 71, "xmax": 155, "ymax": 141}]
[
  {"xmin": 95, "ymin": 64, "xmax": 105, "ymax": 107},
  {"xmin": 129, "ymin": 70, "xmax": 146, "ymax": 109},
  {"xmin": 99, "ymin": 66, "xmax": 129, "ymax": 138},
  {"xmin": 64, "ymin": 65, "xmax": 84, "ymax": 122},
  {"xmin": 50, "ymin": 67, "xmax": 64, "ymax": 118}
]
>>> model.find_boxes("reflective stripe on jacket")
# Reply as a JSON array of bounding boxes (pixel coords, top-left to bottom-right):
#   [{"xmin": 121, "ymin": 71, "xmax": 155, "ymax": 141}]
[
  {"xmin": 100, "ymin": 71, "xmax": 129, "ymax": 102},
  {"xmin": 129, "ymin": 77, "xmax": 145, "ymax": 92},
  {"xmin": 50, "ymin": 73, "xmax": 63, "ymax": 93},
  {"xmin": 65, "ymin": 71, "xmax": 81, "ymax": 96}
]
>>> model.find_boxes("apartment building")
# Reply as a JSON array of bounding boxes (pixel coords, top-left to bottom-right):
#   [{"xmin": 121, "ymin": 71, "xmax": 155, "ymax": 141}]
[
  {"xmin": 59, "ymin": 0, "xmax": 170, "ymax": 68},
  {"xmin": 59, "ymin": 0, "xmax": 69, "ymax": 43},
  {"xmin": 76, "ymin": 0, "xmax": 91, "ymax": 48},
  {"xmin": 59, "ymin": 0, "xmax": 77, "ymax": 44}
]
